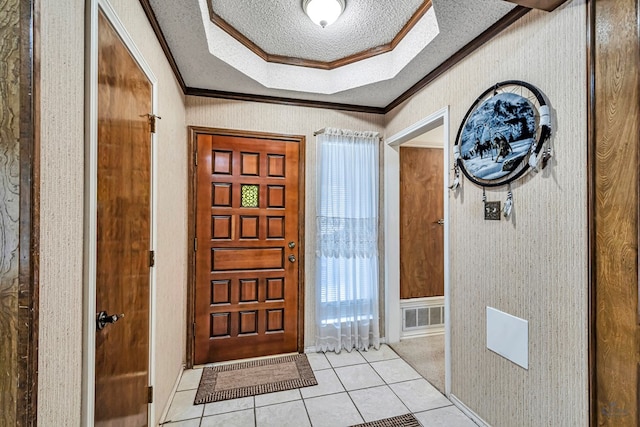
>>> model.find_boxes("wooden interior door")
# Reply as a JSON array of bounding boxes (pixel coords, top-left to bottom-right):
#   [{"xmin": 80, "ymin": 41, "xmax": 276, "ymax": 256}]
[
  {"xmin": 194, "ymin": 132, "xmax": 301, "ymax": 364},
  {"xmin": 95, "ymin": 10, "xmax": 152, "ymax": 426},
  {"xmin": 400, "ymin": 147, "xmax": 444, "ymax": 299}
]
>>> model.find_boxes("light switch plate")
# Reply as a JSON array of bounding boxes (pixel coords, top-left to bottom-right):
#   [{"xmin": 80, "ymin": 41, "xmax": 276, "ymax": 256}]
[{"xmin": 484, "ymin": 201, "xmax": 501, "ymax": 220}]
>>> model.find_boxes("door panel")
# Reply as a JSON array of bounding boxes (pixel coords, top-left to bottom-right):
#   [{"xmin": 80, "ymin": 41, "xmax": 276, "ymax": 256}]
[
  {"xmin": 194, "ymin": 134, "xmax": 300, "ymax": 364},
  {"xmin": 95, "ymin": 10, "xmax": 152, "ymax": 426},
  {"xmin": 400, "ymin": 147, "xmax": 444, "ymax": 299}
]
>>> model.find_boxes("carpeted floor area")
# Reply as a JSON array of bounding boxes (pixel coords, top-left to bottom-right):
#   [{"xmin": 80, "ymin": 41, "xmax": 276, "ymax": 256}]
[{"xmin": 389, "ymin": 334, "xmax": 444, "ymax": 394}]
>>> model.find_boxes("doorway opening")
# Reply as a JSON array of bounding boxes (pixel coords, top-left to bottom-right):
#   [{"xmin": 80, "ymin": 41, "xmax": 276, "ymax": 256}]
[{"xmin": 384, "ymin": 107, "xmax": 450, "ymax": 395}]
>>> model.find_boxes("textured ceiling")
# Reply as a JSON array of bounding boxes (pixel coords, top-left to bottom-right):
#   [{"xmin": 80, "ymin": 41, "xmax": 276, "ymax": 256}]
[
  {"xmin": 210, "ymin": 0, "xmax": 425, "ymax": 62},
  {"xmin": 199, "ymin": 0, "xmax": 439, "ymax": 94},
  {"xmin": 149, "ymin": 0, "xmax": 517, "ymax": 108}
]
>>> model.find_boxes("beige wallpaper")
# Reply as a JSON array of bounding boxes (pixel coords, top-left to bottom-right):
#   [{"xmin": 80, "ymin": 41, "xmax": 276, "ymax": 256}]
[
  {"xmin": 186, "ymin": 97, "xmax": 386, "ymax": 347},
  {"xmin": 38, "ymin": 0, "xmax": 587, "ymax": 425},
  {"xmin": 38, "ymin": 0, "xmax": 86, "ymax": 424},
  {"xmin": 386, "ymin": 2, "xmax": 588, "ymax": 426},
  {"xmin": 39, "ymin": 0, "xmax": 187, "ymax": 425}
]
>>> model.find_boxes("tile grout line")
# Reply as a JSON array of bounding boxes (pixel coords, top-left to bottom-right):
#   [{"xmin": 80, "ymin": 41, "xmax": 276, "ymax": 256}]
[
  {"xmin": 174, "ymin": 347, "xmax": 455, "ymax": 426},
  {"xmin": 366, "ymin": 351, "xmax": 414, "ymax": 421},
  {"xmin": 366, "ymin": 349, "xmax": 458, "ymax": 423},
  {"xmin": 303, "ymin": 352, "xmax": 332, "ymax": 426},
  {"xmin": 331, "ymin": 363, "xmax": 367, "ymax": 425},
  {"xmin": 253, "ymin": 395, "xmax": 257, "ymax": 427},
  {"xmin": 299, "ymin": 390, "xmax": 314, "ymax": 427}
]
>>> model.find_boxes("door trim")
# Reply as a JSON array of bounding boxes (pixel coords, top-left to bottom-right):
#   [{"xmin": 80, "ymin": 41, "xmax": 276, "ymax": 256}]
[
  {"xmin": 187, "ymin": 126, "xmax": 306, "ymax": 368},
  {"xmin": 83, "ymin": 1, "xmax": 159, "ymax": 424},
  {"xmin": 384, "ymin": 106, "xmax": 451, "ymax": 395}
]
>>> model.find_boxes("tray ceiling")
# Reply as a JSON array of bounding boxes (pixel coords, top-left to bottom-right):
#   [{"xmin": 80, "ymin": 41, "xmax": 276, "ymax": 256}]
[
  {"xmin": 148, "ymin": 0, "xmax": 518, "ymax": 108},
  {"xmin": 209, "ymin": 0, "xmax": 426, "ymax": 63}
]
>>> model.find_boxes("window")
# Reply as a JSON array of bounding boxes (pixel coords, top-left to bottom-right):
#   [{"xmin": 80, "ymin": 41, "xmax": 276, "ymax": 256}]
[{"xmin": 315, "ymin": 128, "xmax": 381, "ymax": 352}]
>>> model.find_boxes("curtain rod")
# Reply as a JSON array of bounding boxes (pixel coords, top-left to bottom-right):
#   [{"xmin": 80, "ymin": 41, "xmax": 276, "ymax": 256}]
[{"xmin": 313, "ymin": 128, "xmax": 383, "ymax": 141}]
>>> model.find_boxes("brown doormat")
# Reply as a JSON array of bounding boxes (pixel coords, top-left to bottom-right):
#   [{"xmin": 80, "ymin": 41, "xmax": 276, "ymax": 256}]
[
  {"xmin": 351, "ymin": 414, "xmax": 421, "ymax": 427},
  {"xmin": 194, "ymin": 354, "xmax": 317, "ymax": 404}
]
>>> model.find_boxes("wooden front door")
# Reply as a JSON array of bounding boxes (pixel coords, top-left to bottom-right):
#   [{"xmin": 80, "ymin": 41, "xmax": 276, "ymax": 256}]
[
  {"xmin": 400, "ymin": 147, "xmax": 444, "ymax": 299},
  {"xmin": 193, "ymin": 131, "xmax": 302, "ymax": 364},
  {"xmin": 95, "ymin": 10, "xmax": 152, "ymax": 426}
]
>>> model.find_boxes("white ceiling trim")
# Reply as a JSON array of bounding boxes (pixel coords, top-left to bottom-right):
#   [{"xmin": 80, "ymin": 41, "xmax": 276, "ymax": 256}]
[{"xmin": 198, "ymin": 0, "xmax": 440, "ymax": 95}]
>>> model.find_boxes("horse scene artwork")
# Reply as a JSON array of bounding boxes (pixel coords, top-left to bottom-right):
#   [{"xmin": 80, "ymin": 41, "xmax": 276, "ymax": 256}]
[{"xmin": 459, "ymin": 92, "xmax": 536, "ymax": 181}]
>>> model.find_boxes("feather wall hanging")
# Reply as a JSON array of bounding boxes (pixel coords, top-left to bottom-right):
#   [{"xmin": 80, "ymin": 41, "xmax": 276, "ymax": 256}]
[{"xmin": 451, "ymin": 80, "xmax": 552, "ymax": 219}]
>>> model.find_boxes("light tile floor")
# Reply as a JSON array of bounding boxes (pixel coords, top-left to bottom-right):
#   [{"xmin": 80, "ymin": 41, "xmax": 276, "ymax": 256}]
[{"xmin": 160, "ymin": 345, "xmax": 477, "ymax": 427}]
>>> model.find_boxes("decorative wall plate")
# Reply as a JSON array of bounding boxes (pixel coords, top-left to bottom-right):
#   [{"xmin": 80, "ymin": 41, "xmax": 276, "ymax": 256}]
[{"xmin": 454, "ymin": 80, "xmax": 551, "ymax": 187}]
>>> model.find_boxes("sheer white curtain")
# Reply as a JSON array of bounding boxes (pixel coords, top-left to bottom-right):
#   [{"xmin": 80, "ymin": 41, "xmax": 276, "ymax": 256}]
[{"xmin": 315, "ymin": 128, "xmax": 380, "ymax": 353}]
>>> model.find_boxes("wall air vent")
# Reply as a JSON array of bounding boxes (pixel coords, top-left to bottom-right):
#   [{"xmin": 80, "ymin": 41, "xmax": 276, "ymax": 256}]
[
  {"xmin": 402, "ymin": 305, "xmax": 444, "ymax": 331},
  {"xmin": 400, "ymin": 296, "xmax": 445, "ymax": 338}
]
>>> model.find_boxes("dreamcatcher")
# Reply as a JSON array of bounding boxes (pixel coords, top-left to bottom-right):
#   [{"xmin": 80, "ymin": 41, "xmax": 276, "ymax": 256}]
[{"xmin": 450, "ymin": 80, "xmax": 552, "ymax": 219}]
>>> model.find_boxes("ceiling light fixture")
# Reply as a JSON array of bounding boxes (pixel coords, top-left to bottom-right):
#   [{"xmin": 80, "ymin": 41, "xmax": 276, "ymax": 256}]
[{"xmin": 303, "ymin": 0, "xmax": 345, "ymax": 28}]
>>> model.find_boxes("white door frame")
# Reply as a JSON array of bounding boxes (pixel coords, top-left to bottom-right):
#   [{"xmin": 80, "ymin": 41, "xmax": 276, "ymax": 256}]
[
  {"xmin": 384, "ymin": 106, "xmax": 451, "ymax": 395},
  {"xmin": 83, "ymin": 0, "xmax": 159, "ymax": 424}
]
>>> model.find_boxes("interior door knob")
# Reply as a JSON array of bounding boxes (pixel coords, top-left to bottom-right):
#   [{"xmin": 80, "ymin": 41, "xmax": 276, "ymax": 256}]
[
  {"xmin": 96, "ymin": 311, "xmax": 125, "ymax": 330},
  {"xmin": 288, "ymin": 255, "xmax": 296, "ymax": 263}
]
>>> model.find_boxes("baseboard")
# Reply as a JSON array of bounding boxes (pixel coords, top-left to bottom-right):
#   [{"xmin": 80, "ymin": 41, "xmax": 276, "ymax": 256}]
[
  {"xmin": 449, "ymin": 393, "xmax": 491, "ymax": 427},
  {"xmin": 158, "ymin": 364, "xmax": 185, "ymax": 424},
  {"xmin": 400, "ymin": 328, "xmax": 445, "ymax": 339},
  {"xmin": 304, "ymin": 337, "xmax": 388, "ymax": 354}
]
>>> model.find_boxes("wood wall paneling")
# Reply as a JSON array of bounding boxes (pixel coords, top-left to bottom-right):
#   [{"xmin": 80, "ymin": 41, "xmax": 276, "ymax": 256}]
[
  {"xmin": 1, "ymin": 0, "xmax": 37, "ymax": 424},
  {"xmin": 0, "ymin": 0, "xmax": 22, "ymax": 424},
  {"xmin": 593, "ymin": 0, "xmax": 640, "ymax": 425},
  {"xmin": 19, "ymin": 0, "xmax": 38, "ymax": 423}
]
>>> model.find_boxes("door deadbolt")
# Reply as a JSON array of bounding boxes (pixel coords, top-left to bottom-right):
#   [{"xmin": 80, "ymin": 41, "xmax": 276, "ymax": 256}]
[{"xmin": 288, "ymin": 242, "xmax": 296, "ymax": 249}]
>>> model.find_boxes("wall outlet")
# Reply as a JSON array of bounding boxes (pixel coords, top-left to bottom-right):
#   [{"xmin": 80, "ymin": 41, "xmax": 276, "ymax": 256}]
[{"xmin": 484, "ymin": 201, "xmax": 501, "ymax": 220}]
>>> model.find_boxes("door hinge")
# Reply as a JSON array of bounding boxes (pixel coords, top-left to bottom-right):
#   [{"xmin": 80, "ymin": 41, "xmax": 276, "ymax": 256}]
[
  {"xmin": 149, "ymin": 250, "xmax": 155, "ymax": 267},
  {"xmin": 194, "ymin": 150, "xmax": 198, "ymax": 166},
  {"xmin": 147, "ymin": 386, "xmax": 154, "ymax": 404},
  {"xmin": 194, "ymin": 238, "xmax": 197, "ymax": 252},
  {"xmin": 192, "ymin": 322, "xmax": 196, "ymax": 338},
  {"xmin": 141, "ymin": 113, "xmax": 161, "ymax": 133}
]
